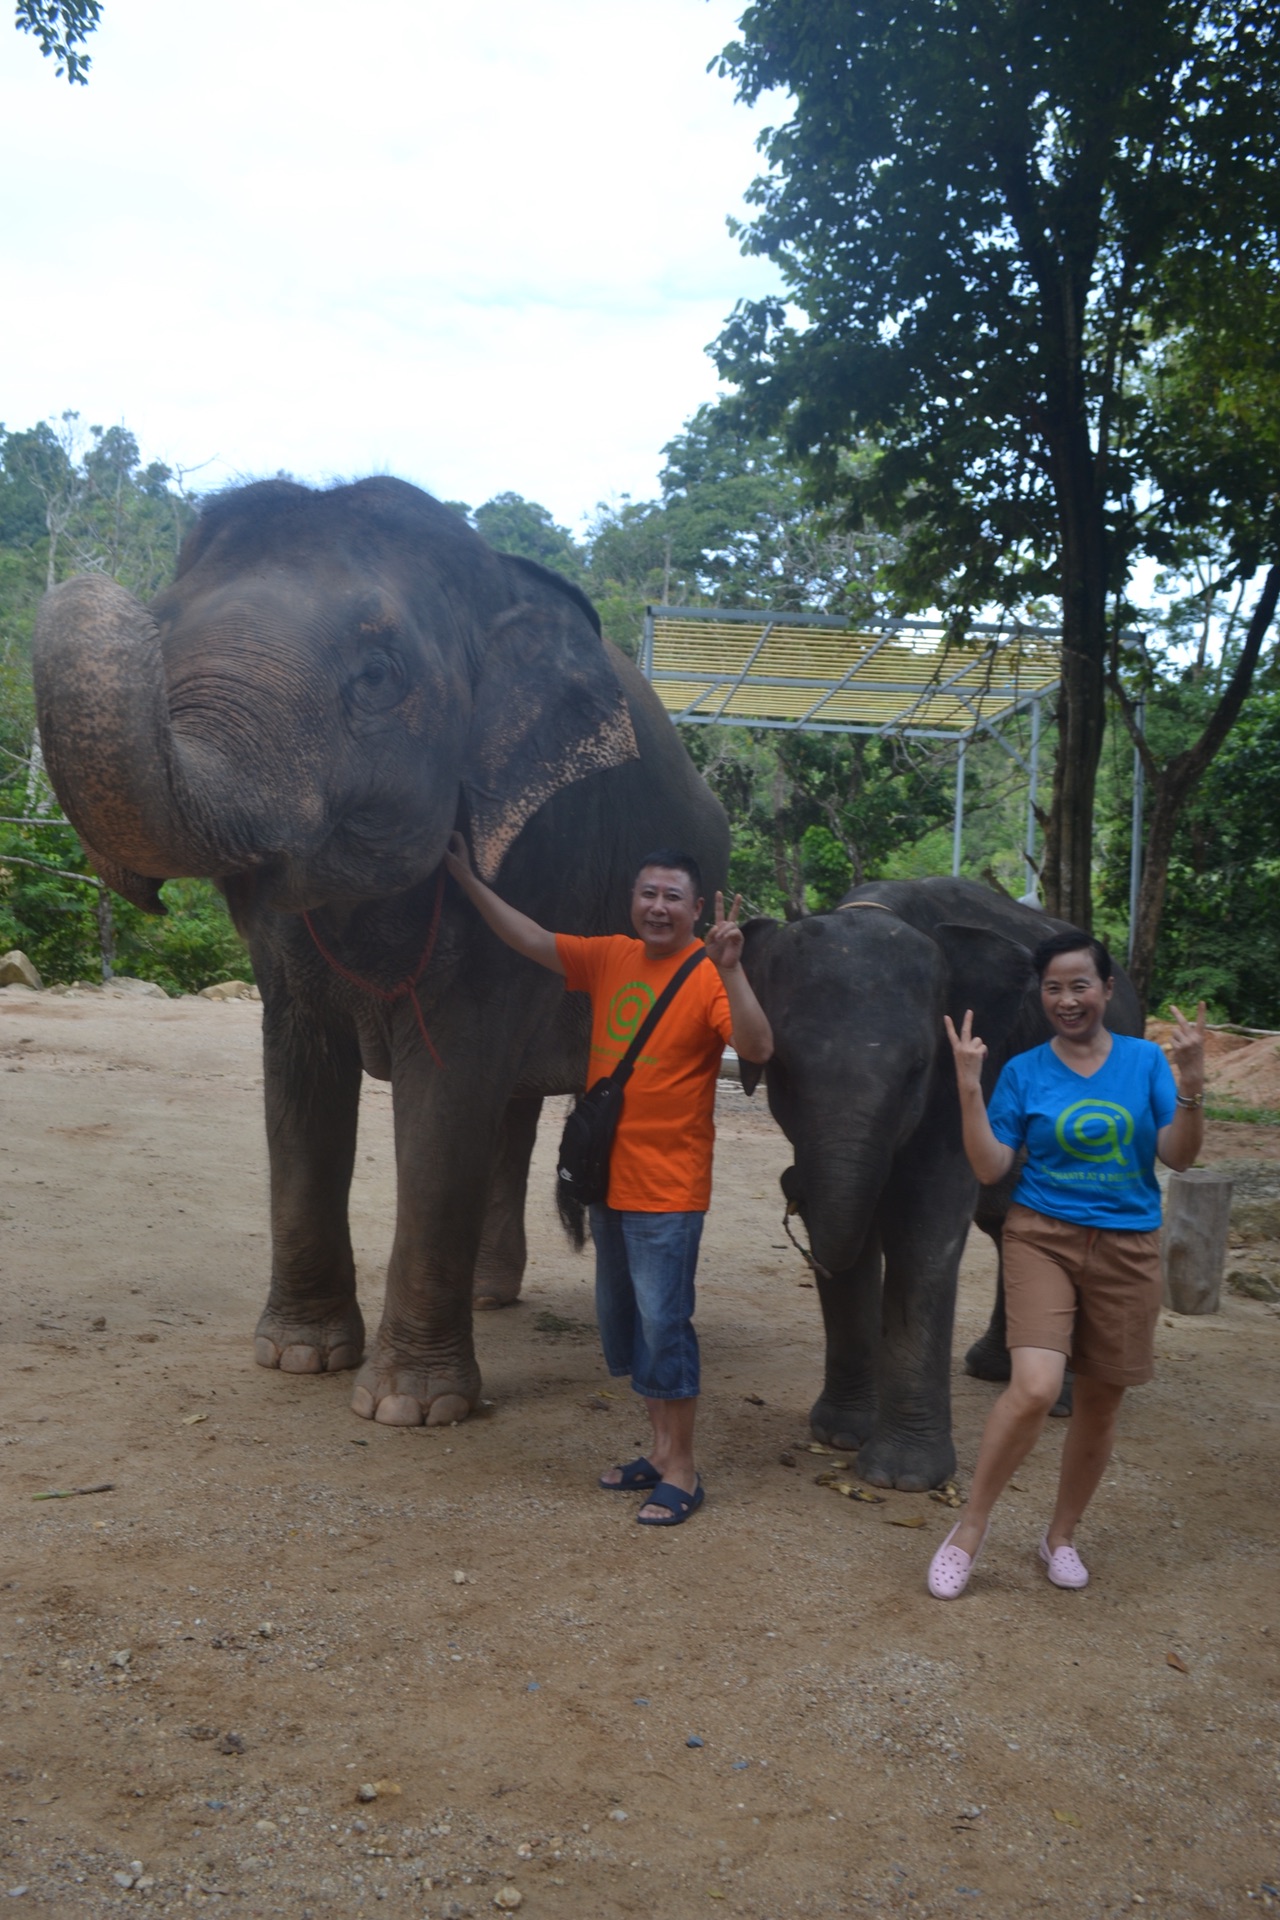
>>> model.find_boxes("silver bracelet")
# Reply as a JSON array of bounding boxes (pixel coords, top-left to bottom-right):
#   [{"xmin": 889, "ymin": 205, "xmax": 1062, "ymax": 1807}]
[{"xmin": 1175, "ymin": 1093, "xmax": 1203, "ymax": 1110}]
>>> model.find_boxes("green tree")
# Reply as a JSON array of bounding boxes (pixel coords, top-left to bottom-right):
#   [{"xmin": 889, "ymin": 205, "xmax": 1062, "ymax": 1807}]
[
  {"xmin": 15, "ymin": 0, "xmax": 100, "ymax": 82},
  {"xmin": 1098, "ymin": 677, "xmax": 1280, "ymax": 1024},
  {"xmin": 1106, "ymin": 263, "xmax": 1280, "ymax": 1004},
  {"xmin": 714, "ymin": 0, "xmax": 1280, "ymax": 931},
  {"xmin": 688, "ymin": 726, "xmax": 956, "ymax": 918},
  {"xmin": 0, "ymin": 415, "xmax": 244, "ymax": 991},
  {"xmin": 585, "ymin": 404, "xmax": 902, "ymax": 653},
  {"xmin": 465, "ymin": 493, "xmax": 587, "ymax": 586}
]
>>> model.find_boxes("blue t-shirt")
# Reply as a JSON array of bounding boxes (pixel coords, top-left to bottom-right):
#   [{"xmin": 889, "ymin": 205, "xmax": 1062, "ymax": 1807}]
[{"xmin": 987, "ymin": 1035, "xmax": 1178, "ymax": 1230}]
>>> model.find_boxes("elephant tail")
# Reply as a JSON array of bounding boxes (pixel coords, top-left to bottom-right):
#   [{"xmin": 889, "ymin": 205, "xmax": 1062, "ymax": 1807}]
[{"xmin": 555, "ymin": 1181, "xmax": 588, "ymax": 1251}]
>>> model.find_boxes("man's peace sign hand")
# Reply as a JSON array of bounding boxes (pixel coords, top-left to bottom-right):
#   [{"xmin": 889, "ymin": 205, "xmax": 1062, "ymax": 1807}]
[{"xmin": 704, "ymin": 890, "xmax": 745, "ymax": 973}]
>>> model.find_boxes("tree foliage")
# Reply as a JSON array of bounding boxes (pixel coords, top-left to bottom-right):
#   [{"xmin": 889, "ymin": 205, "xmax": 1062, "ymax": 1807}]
[
  {"xmin": 0, "ymin": 416, "xmax": 249, "ymax": 992},
  {"xmin": 713, "ymin": 0, "xmax": 1280, "ymax": 930},
  {"xmin": 15, "ymin": 0, "xmax": 101, "ymax": 82}
]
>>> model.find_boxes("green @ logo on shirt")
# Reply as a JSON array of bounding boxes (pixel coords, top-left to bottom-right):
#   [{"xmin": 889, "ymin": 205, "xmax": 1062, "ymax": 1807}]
[
  {"xmin": 1055, "ymin": 1099, "xmax": 1135, "ymax": 1167},
  {"xmin": 606, "ymin": 979, "xmax": 655, "ymax": 1044}
]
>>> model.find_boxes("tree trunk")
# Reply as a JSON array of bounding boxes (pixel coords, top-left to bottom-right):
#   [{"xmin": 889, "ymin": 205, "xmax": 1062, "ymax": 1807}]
[
  {"xmin": 1040, "ymin": 417, "xmax": 1109, "ymax": 930},
  {"xmin": 1127, "ymin": 781, "xmax": 1180, "ymax": 1010},
  {"xmin": 1125, "ymin": 560, "xmax": 1280, "ymax": 1010},
  {"xmin": 95, "ymin": 887, "xmax": 116, "ymax": 982}
]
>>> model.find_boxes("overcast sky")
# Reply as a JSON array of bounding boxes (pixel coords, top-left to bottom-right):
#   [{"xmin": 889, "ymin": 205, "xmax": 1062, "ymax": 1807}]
[{"xmin": 0, "ymin": 0, "xmax": 784, "ymax": 529}]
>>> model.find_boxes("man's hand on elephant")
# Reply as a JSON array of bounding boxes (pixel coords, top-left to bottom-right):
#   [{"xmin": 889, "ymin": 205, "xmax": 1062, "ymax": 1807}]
[
  {"xmin": 943, "ymin": 1009, "xmax": 988, "ymax": 1094},
  {"xmin": 1166, "ymin": 1000, "xmax": 1207, "ymax": 1094},
  {"xmin": 704, "ymin": 890, "xmax": 744, "ymax": 973},
  {"xmin": 444, "ymin": 830, "xmax": 474, "ymax": 885}
]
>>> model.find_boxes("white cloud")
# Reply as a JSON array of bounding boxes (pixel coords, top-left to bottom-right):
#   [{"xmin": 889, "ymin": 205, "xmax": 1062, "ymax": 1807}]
[{"xmin": 1, "ymin": 0, "xmax": 784, "ymax": 526}]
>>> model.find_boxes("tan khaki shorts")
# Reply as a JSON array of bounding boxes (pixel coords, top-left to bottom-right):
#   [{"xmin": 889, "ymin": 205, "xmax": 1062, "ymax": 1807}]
[{"xmin": 1003, "ymin": 1203, "xmax": 1163, "ymax": 1386}]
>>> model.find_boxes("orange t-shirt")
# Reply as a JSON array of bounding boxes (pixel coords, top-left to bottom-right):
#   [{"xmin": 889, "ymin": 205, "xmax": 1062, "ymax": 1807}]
[{"xmin": 555, "ymin": 934, "xmax": 733, "ymax": 1213}]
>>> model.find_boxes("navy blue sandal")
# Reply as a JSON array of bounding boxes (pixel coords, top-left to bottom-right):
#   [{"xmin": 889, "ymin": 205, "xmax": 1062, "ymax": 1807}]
[
  {"xmin": 598, "ymin": 1456, "xmax": 661, "ymax": 1492},
  {"xmin": 636, "ymin": 1476, "xmax": 704, "ymax": 1526}
]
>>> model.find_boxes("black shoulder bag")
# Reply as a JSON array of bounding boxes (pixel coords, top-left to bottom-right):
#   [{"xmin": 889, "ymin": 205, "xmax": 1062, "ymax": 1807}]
[{"xmin": 556, "ymin": 946, "xmax": 709, "ymax": 1211}]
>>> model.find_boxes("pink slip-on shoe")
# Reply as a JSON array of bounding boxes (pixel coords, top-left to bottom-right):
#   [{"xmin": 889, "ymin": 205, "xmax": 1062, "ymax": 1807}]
[
  {"xmin": 927, "ymin": 1520, "xmax": 988, "ymax": 1599},
  {"xmin": 1039, "ymin": 1533, "xmax": 1089, "ymax": 1589}
]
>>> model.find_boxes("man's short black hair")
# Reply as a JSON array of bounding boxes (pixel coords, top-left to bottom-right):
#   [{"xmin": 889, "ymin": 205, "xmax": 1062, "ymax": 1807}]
[
  {"xmin": 1032, "ymin": 928, "xmax": 1113, "ymax": 983},
  {"xmin": 633, "ymin": 849, "xmax": 703, "ymax": 898}
]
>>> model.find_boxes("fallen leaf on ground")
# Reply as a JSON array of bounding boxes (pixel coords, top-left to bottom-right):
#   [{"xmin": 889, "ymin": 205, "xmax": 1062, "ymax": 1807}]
[
  {"xmin": 804, "ymin": 1443, "xmax": 830, "ymax": 1454},
  {"xmin": 930, "ymin": 1482, "xmax": 963, "ymax": 1508},
  {"xmin": 1052, "ymin": 1809, "xmax": 1081, "ymax": 1827},
  {"xmin": 1166, "ymin": 1651, "xmax": 1189, "ymax": 1673},
  {"xmin": 744, "ymin": 1393, "xmax": 766, "ymax": 1406},
  {"xmin": 887, "ymin": 1513, "xmax": 926, "ymax": 1529},
  {"xmin": 181, "ymin": 1412, "xmax": 208, "ymax": 1426},
  {"xmin": 372, "ymin": 1779, "xmax": 401, "ymax": 1796}
]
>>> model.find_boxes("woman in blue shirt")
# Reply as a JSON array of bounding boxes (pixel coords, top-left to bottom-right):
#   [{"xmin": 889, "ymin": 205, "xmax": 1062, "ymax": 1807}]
[{"xmin": 927, "ymin": 931, "xmax": 1206, "ymax": 1599}]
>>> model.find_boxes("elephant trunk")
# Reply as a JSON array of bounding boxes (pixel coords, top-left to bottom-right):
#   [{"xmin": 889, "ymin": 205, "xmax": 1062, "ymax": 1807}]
[
  {"xmin": 33, "ymin": 575, "xmax": 228, "ymax": 914},
  {"xmin": 792, "ymin": 1134, "xmax": 896, "ymax": 1278}
]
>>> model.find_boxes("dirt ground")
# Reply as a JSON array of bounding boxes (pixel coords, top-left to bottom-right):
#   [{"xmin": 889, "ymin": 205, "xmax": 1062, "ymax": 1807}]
[{"xmin": 2, "ymin": 988, "xmax": 1278, "ymax": 1920}]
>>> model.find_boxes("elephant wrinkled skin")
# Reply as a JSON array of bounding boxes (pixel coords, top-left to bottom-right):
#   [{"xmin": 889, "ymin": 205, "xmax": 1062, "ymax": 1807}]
[
  {"xmin": 34, "ymin": 478, "xmax": 728, "ymax": 1426},
  {"xmin": 740, "ymin": 879, "xmax": 1142, "ymax": 1490}
]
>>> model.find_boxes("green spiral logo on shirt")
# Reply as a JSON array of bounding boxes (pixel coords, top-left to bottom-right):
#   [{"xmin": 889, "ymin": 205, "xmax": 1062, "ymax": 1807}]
[
  {"xmin": 606, "ymin": 979, "xmax": 655, "ymax": 1043},
  {"xmin": 1055, "ymin": 1099, "xmax": 1135, "ymax": 1166}
]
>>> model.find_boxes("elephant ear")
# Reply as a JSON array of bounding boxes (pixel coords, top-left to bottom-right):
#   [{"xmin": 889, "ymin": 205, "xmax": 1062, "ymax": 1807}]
[
  {"xmin": 463, "ymin": 587, "xmax": 638, "ymax": 881},
  {"xmin": 933, "ymin": 923, "xmax": 1036, "ymax": 1096}
]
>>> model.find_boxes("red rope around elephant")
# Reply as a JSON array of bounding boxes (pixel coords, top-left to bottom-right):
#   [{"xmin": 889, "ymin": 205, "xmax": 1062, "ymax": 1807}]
[{"xmin": 302, "ymin": 866, "xmax": 447, "ymax": 1068}]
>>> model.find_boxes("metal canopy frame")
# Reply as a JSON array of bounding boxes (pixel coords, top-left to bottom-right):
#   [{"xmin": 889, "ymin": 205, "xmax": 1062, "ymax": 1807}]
[{"xmin": 640, "ymin": 604, "xmax": 1062, "ymax": 889}]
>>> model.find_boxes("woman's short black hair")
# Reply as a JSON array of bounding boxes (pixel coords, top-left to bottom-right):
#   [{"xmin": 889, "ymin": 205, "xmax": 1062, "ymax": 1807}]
[
  {"xmin": 633, "ymin": 849, "xmax": 703, "ymax": 898},
  {"xmin": 1032, "ymin": 928, "xmax": 1113, "ymax": 983}
]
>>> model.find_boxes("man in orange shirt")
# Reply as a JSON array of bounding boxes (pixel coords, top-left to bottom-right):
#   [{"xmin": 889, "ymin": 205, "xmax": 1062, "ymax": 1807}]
[{"xmin": 444, "ymin": 834, "xmax": 773, "ymax": 1525}]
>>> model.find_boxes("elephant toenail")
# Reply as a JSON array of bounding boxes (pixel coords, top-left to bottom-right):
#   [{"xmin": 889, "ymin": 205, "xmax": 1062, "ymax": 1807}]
[{"xmin": 279, "ymin": 1344, "xmax": 324, "ymax": 1374}]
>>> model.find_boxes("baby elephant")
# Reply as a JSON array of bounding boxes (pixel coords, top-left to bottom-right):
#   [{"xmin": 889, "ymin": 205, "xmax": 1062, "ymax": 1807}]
[{"xmin": 739, "ymin": 878, "xmax": 1142, "ymax": 1490}]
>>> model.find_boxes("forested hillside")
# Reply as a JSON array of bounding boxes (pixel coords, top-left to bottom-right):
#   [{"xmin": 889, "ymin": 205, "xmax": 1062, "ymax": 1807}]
[{"xmin": 3, "ymin": 408, "xmax": 1278, "ymax": 1022}]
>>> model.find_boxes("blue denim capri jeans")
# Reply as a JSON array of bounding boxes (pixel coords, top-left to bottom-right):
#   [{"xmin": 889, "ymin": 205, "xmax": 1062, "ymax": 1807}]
[{"xmin": 588, "ymin": 1206, "xmax": 704, "ymax": 1401}]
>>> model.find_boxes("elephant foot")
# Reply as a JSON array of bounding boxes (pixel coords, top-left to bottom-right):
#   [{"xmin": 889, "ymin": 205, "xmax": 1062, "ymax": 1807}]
[
  {"xmin": 254, "ymin": 1299, "xmax": 364, "ymax": 1375},
  {"xmin": 471, "ymin": 1252, "xmax": 524, "ymax": 1312},
  {"xmin": 963, "ymin": 1334, "xmax": 1011, "ymax": 1383},
  {"xmin": 809, "ymin": 1394, "xmax": 876, "ymax": 1455},
  {"xmin": 856, "ymin": 1432, "xmax": 956, "ymax": 1493},
  {"xmin": 349, "ymin": 1346, "xmax": 481, "ymax": 1427}
]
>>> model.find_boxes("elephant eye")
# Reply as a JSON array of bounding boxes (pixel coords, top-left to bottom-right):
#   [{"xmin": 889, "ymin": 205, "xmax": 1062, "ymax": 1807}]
[{"xmin": 348, "ymin": 648, "xmax": 405, "ymax": 714}]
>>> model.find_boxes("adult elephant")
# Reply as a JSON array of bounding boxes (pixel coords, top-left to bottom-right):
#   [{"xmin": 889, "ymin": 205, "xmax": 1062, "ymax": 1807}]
[
  {"xmin": 739, "ymin": 878, "xmax": 1143, "ymax": 1490},
  {"xmin": 34, "ymin": 477, "xmax": 729, "ymax": 1426}
]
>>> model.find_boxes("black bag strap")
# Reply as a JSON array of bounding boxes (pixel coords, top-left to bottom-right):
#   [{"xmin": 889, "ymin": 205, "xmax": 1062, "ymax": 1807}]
[{"xmin": 608, "ymin": 946, "xmax": 709, "ymax": 1091}]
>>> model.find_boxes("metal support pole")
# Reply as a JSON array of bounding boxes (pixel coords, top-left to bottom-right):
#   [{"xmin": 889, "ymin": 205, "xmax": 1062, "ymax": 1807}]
[
  {"xmin": 1023, "ymin": 696, "xmax": 1041, "ymax": 900},
  {"xmin": 641, "ymin": 607, "xmax": 655, "ymax": 679},
  {"xmin": 1127, "ymin": 697, "xmax": 1146, "ymax": 964},
  {"xmin": 952, "ymin": 738, "xmax": 967, "ymax": 877}
]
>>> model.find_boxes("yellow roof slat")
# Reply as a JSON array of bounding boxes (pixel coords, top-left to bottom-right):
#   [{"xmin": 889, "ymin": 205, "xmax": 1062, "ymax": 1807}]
[{"xmin": 643, "ymin": 609, "xmax": 1060, "ymax": 735}]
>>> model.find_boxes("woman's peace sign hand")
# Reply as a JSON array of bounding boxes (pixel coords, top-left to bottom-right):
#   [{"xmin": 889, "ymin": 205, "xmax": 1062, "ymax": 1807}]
[
  {"xmin": 1166, "ymin": 1000, "xmax": 1207, "ymax": 1094},
  {"xmin": 704, "ymin": 890, "xmax": 744, "ymax": 972},
  {"xmin": 943, "ymin": 1008, "xmax": 988, "ymax": 1095}
]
